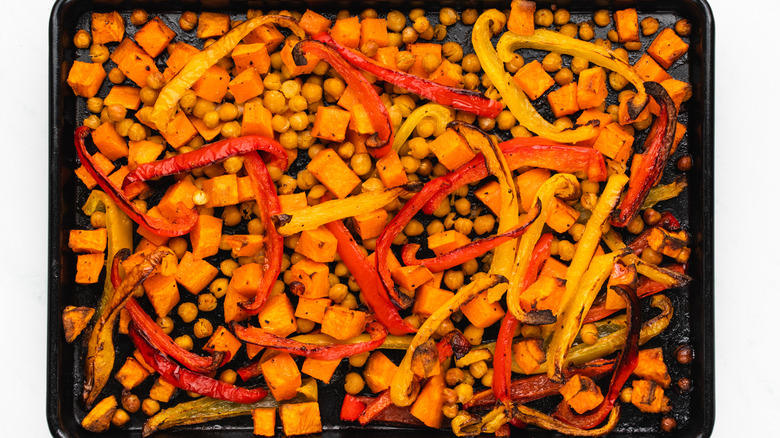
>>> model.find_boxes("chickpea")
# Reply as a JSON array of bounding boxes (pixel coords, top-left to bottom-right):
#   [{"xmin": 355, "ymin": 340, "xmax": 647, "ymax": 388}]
[
  {"xmin": 73, "ymin": 29, "xmax": 91, "ymax": 49},
  {"xmin": 454, "ymin": 218, "xmax": 473, "ymax": 236},
  {"xmin": 642, "ymin": 248, "xmax": 664, "ymax": 265},
  {"xmin": 108, "ymin": 67, "xmax": 125, "ymax": 84},
  {"xmin": 570, "ymin": 56, "xmax": 589, "ymax": 74},
  {"xmin": 675, "ymin": 19, "xmax": 692, "ymax": 37},
  {"xmin": 179, "ymin": 11, "xmax": 198, "ymax": 31},
  {"xmin": 323, "ymin": 77, "xmax": 346, "ymax": 100},
  {"xmin": 122, "ymin": 393, "xmax": 141, "ymax": 413},
  {"xmin": 641, "ymin": 17, "xmax": 659, "ymax": 36},
  {"xmin": 553, "ymin": 9, "xmax": 571, "ymax": 25},
  {"xmin": 128, "ymin": 123, "xmax": 147, "ymax": 141},
  {"xmin": 89, "ymin": 44, "xmax": 109, "ymax": 63},
  {"xmin": 477, "ymin": 116, "xmax": 495, "ymax": 132},
  {"xmin": 413, "ymin": 16, "xmax": 431, "ymax": 34},
  {"xmin": 444, "ymin": 270, "xmax": 464, "ymax": 290},
  {"xmin": 349, "ymin": 352, "xmax": 370, "ymax": 367},
  {"xmin": 220, "ymin": 259, "xmax": 239, "ymax": 279},
  {"xmin": 175, "ymin": 334, "xmax": 194, "ymax": 351},
  {"xmin": 156, "ymin": 316, "xmax": 174, "ymax": 334},
  {"xmin": 409, "ymin": 8, "xmax": 425, "ymax": 20},
  {"xmin": 129, "ymin": 9, "xmax": 149, "ymax": 26},
  {"xmin": 263, "ymin": 90, "xmax": 286, "ymax": 114},
  {"xmin": 86, "ymin": 97, "xmax": 103, "ymax": 114},
  {"xmin": 624, "ymin": 41, "xmax": 642, "ymax": 51},
  {"xmin": 386, "ymin": 10, "xmax": 406, "ymax": 32},
  {"xmin": 643, "ymin": 208, "xmax": 662, "ymax": 226},
  {"xmin": 329, "ymin": 283, "xmax": 349, "ymax": 303},
  {"xmin": 620, "ymin": 387, "xmax": 633, "ymax": 403},
  {"xmin": 401, "ymin": 27, "xmax": 418, "ymax": 45},
  {"xmin": 210, "ymin": 278, "xmax": 229, "ymax": 298},
  {"xmin": 177, "ymin": 302, "xmax": 198, "ymax": 323},
  {"xmin": 542, "ymin": 52, "xmax": 563, "ymax": 72},
  {"xmin": 594, "ymin": 10, "xmax": 611, "ymax": 27},
  {"xmin": 609, "ymin": 72, "xmax": 629, "ymax": 91},
  {"xmin": 661, "ymin": 417, "xmax": 677, "ymax": 433},
  {"xmin": 580, "ymin": 22, "xmax": 596, "ymax": 41},
  {"xmin": 344, "ymin": 372, "xmax": 365, "ymax": 395},
  {"xmin": 554, "ymin": 68, "xmax": 574, "ymax": 85},
  {"xmin": 473, "ymin": 215, "xmax": 495, "ymax": 235},
  {"xmin": 558, "ymin": 240, "xmax": 575, "ymax": 261},
  {"xmin": 422, "ymin": 53, "xmax": 440, "ymax": 74},
  {"xmin": 193, "ymin": 293, "xmax": 217, "ymax": 313},
  {"xmin": 454, "ymin": 383, "xmax": 474, "ymax": 404},
  {"xmin": 438, "ymin": 7, "xmax": 459, "ymax": 26},
  {"xmin": 627, "ymin": 215, "xmax": 645, "ymax": 234},
  {"xmin": 454, "ymin": 198, "xmax": 471, "ymax": 216},
  {"xmin": 464, "ymin": 324, "xmax": 484, "ymax": 346},
  {"xmin": 271, "ymin": 114, "xmax": 290, "ymax": 133},
  {"xmin": 351, "ymin": 153, "xmax": 372, "ymax": 176},
  {"xmin": 461, "ymin": 54, "xmax": 481, "ymax": 73},
  {"xmin": 88, "ymin": 211, "xmax": 106, "ymax": 229},
  {"xmin": 193, "ymin": 318, "xmax": 213, "ymax": 339},
  {"xmin": 677, "ymin": 155, "xmax": 693, "ymax": 172},
  {"xmin": 607, "ymin": 29, "xmax": 619, "ymax": 43},
  {"xmin": 462, "ymin": 9, "xmax": 479, "ymax": 25},
  {"xmin": 580, "ymin": 323, "xmax": 599, "ymax": 345},
  {"xmin": 534, "ymin": 9, "xmax": 554, "ymax": 27},
  {"xmin": 432, "ymin": 196, "xmax": 451, "ymax": 215},
  {"xmin": 425, "ymin": 219, "xmax": 444, "ymax": 236},
  {"xmin": 387, "ymin": 32, "xmax": 403, "ymax": 48},
  {"xmin": 417, "ymin": 159, "xmax": 433, "ymax": 177},
  {"xmin": 469, "ymin": 361, "xmax": 488, "ymax": 379}
]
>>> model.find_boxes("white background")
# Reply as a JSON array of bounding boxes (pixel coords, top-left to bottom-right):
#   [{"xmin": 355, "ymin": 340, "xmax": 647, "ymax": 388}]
[{"xmin": 0, "ymin": 0, "xmax": 777, "ymax": 435}]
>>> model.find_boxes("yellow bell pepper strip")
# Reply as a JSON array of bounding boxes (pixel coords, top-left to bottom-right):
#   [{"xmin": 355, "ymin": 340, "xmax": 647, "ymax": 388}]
[
  {"xmin": 511, "ymin": 404, "xmax": 621, "ymax": 436},
  {"xmin": 82, "ymin": 249, "xmax": 165, "ymax": 407},
  {"xmin": 503, "ymin": 173, "xmax": 579, "ymax": 311},
  {"xmin": 472, "ymin": 10, "xmax": 599, "ymax": 143},
  {"xmin": 390, "ymin": 274, "xmax": 507, "ymax": 407},
  {"xmin": 151, "ymin": 16, "xmax": 304, "ymax": 131},
  {"xmin": 392, "ymin": 103, "xmax": 453, "ymax": 151},
  {"xmin": 276, "ymin": 188, "xmax": 406, "ymax": 235},
  {"xmin": 642, "ymin": 175, "xmax": 688, "ymax": 209},
  {"xmin": 452, "ymin": 406, "xmax": 510, "ymax": 436},
  {"xmin": 612, "ymin": 82, "xmax": 679, "ymax": 226},
  {"xmin": 602, "ymin": 229, "xmax": 691, "ymax": 287},
  {"xmin": 496, "ymin": 29, "xmax": 650, "ymax": 122},
  {"xmin": 75, "ymin": 127, "xmax": 198, "ymax": 237}
]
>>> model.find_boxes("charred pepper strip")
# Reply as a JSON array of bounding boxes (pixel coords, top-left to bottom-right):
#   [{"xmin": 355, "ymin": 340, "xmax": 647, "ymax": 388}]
[
  {"xmin": 122, "ymin": 135, "xmax": 288, "ymax": 189},
  {"xmin": 325, "ymin": 218, "xmax": 415, "ymax": 335},
  {"xmin": 293, "ymin": 39, "xmax": 394, "ymax": 157},
  {"xmin": 75, "ymin": 127, "xmax": 198, "ymax": 237},
  {"xmin": 129, "ymin": 323, "xmax": 269, "ymax": 403},
  {"xmin": 231, "ymin": 321, "xmax": 387, "ymax": 360},
  {"xmin": 612, "ymin": 82, "xmax": 678, "ymax": 227},
  {"xmin": 239, "ymin": 152, "xmax": 284, "ymax": 314},
  {"xmin": 311, "ymin": 32, "xmax": 502, "ymax": 118}
]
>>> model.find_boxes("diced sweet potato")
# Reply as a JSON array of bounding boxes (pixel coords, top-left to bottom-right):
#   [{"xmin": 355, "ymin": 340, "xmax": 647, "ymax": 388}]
[
  {"xmin": 474, "ymin": 181, "xmax": 502, "ymax": 215},
  {"xmin": 242, "ymin": 101, "xmax": 274, "ymax": 138},
  {"xmin": 321, "ymin": 306, "xmax": 367, "ymax": 340},
  {"xmin": 648, "ymin": 78, "xmax": 692, "ymax": 115},
  {"xmin": 62, "ymin": 305, "xmax": 95, "ymax": 343},
  {"xmin": 160, "ymin": 111, "xmax": 198, "ymax": 149},
  {"xmin": 429, "ymin": 59, "xmax": 463, "ymax": 88},
  {"xmin": 258, "ymin": 293, "xmax": 297, "ymax": 337},
  {"xmin": 92, "ymin": 122, "xmax": 128, "ymax": 161},
  {"xmin": 67, "ymin": 61, "xmax": 106, "ymax": 98},
  {"xmin": 114, "ymin": 357, "xmax": 151, "ymax": 390},
  {"xmin": 135, "ymin": 16, "xmax": 176, "ymax": 58},
  {"xmin": 508, "ymin": 0, "xmax": 536, "ymax": 35},
  {"xmin": 519, "ymin": 275, "xmax": 566, "ymax": 314},
  {"xmin": 128, "ymin": 140, "xmax": 165, "ymax": 169},
  {"xmin": 593, "ymin": 122, "xmax": 635, "ymax": 164},
  {"xmin": 192, "ymin": 65, "xmax": 230, "ymax": 103},
  {"xmin": 91, "ymin": 11, "xmax": 124, "ymax": 44},
  {"xmin": 301, "ymin": 357, "xmax": 341, "ymax": 383},
  {"xmin": 300, "ymin": 10, "xmax": 332, "ymax": 36},
  {"xmin": 261, "ymin": 352, "xmax": 302, "ymax": 401},
  {"xmin": 197, "ymin": 12, "xmax": 230, "ymax": 39},
  {"xmin": 232, "ymin": 43, "xmax": 271, "ymax": 75},
  {"xmin": 69, "ymin": 229, "xmax": 107, "ymax": 254},
  {"xmin": 81, "ymin": 395, "xmax": 117, "ymax": 433},
  {"xmin": 175, "ymin": 251, "xmax": 218, "ymax": 294},
  {"xmin": 295, "ymin": 297, "xmax": 331, "ymax": 324},
  {"xmin": 228, "ymin": 68, "xmax": 265, "ymax": 104},
  {"xmin": 143, "ymin": 273, "xmax": 180, "ymax": 317},
  {"xmin": 281, "ymin": 38, "xmax": 321, "ymax": 77},
  {"xmin": 150, "ymin": 377, "xmax": 177, "ymax": 403},
  {"xmin": 164, "ymin": 42, "xmax": 200, "ymax": 79},
  {"xmin": 392, "ymin": 265, "xmax": 434, "ymax": 292},
  {"xmin": 634, "ymin": 348, "xmax": 672, "ymax": 388},
  {"xmin": 363, "ymin": 351, "xmax": 398, "ymax": 393},
  {"xmin": 202, "ymin": 174, "xmax": 239, "ymax": 208},
  {"xmin": 352, "ymin": 208, "xmax": 388, "ymax": 240},
  {"xmin": 413, "ymin": 285, "xmax": 454, "ymax": 316},
  {"xmin": 410, "ymin": 373, "xmax": 445, "ymax": 428},
  {"xmin": 631, "ymin": 379, "xmax": 670, "ymax": 413},
  {"xmin": 252, "ymin": 407, "xmax": 276, "ymax": 436},
  {"xmin": 244, "ymin": 24, "xmax": 284, "ymax": 51},
  {"xmin": 577, "ymin": 67, "xmax": 608, "ymax": 109},
  {"xmin": 409, "ymin": 43, "xmax": 442, "ymax": 78},
  {"xmin": 633, "ymin": 54, "xmax": 673, "ymax": 83},
  {"xmin": 157, "ymin": 177, "xmax": 198, "ymax": 221},
  {"xmin": 618, "ymin": 91, "xmax": 651, "ymax": 126},
  {"xmin": 614, "ymin": 9, "xmax": 639, "ymax": 42},
  {"xmin": 204, "ymin": 325, "xmax": 243, "ymax": 364},
  {"xmin": 278, "ymin": 192, "xmax": 308, "ymax": 213},
  {"xmin": 461, "ymin": 291, "xmax": 505, "ymax": 328},
  {"xmin": 361, "ymin": 18, "xmax": 389, "ymax": 47},
  {"xmin": 428, "ymin": 230, "xmax": 471, "ymax": 256},
  {"xmin": 117, "ymin": 47, "xmax": 159, "ymax": 88},
  {"xmin": 76, "ymin": 253, "xmax": 104, "ymax": 284},
  {"xmin": 513, "ymin": 60, "xmax": 555, "ymax": 100},
  {"xmin": 512, "ymin": 338, "xmax": 546, "ymax": 374},
  {"xmin": 307, "ymin": 148, "xmax": 361, "ymax": 199},
  {"xmin": 547, "ymin": 82, "xmax": 580, "ymax": 118},
  {"xmin": 290, "ymin": 259, "xmax": 330, "ymax": 298},
  {"xmin": 279, "ymin": 402, "xmax": 322, "ymax": 435},
  {"xmin": 647, "ymin": 28, "xmax": 689, "ymax": 69},
  {"xmin": 546, "ymin": 198, "xmax": 581, "ymax": 233},
  {"xmin": 374, "ymin": 46, "xmax": 399, "ymax": 70},
  {"xmin": 311, "ymin": 105, "xmax": 352, "ymax": 143},
  {"xmin": 376, "ymin": 150, "xmax": 408, "ymax": 188},
  {"xmin": 348, "ymin": 103, "xmax": 374, "ymax": 135},
  {"xmin": 559, "ymin": 374, "xmax": 604, "ymax": 414},
  {"xmin": 104, "ymin": 85, "xmax": 141, "ymax": 110},
  {"xmin": 516, "ymin": 168, "xmax": 551, "ymax": 212},
  {"xmin": 647, "ymin": 227, "xmax": 689, "ymax": 258},
  {"xmin": 222, "ymin": 234, "xmax": 265, "ymax": 258},
  {"xmin": 331, "ymin": 16, "xmax": 361, "ymax": 49},
  {"xmin": 229, "ymin": 263, "xmax": 262, "ymax": 298},
  {"xmin": 295, "ymin": 227, "xmax": 338, "ymax": 263}
]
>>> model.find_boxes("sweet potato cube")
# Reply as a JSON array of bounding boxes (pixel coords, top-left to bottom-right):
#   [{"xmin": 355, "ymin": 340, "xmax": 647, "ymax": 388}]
[
  {"xmin": 513, "ymin": 338, "xmax": 546, "ymax": 374},
  {"xmin": 135, "ymin": 16, "xmax": 176, "ymax": 58},
  {"xmin": 672, "ymin": 123, "xmax": 687, "ymax": 155},
  {"xmin": 311, "ymin": 106, "xmax": 352, "ymax": 143},
  {"xmin": 633, "ymin": 54, "xmax": 673, "ymax": 83},
  {"xmin": 428, "ymin": 230, "xmax": 471, "ymax": 256},
  {"xmin": 461, "ymin": 291, "xmax": 505, "ymax": 327},
  {"xmin": 577, "ymin": 67, "xmax": 608, "ymax": 109},
  {"xmin": 149, "ymin": 377, "xmax": 177, "ymax": 403},
  {"xmin": 104, "ymin": 85, "xmax": 141, "ymax": 110},
  {"xmin": 224, "ymin": 283, "xmax": 251, "ymax": 324},
  {"xmin": 648, "ymin": 78, "xmax": 692, "ymax": 115},
  {"xmin": 190, "ymin": 215, "xmax": 223, "ymax": 259},
  {"xmin": 252, "ymin": 407, "xmax": 276, "ymax": 436},
  {"xmin": 376, "ymin": 150, "xmax": 408, "ymax": 188},
  {"xmin": 160, "ymin": 111, "xmax": 198, "ymax": 149},
  {"xmin": 392, "ymin": 265, "xmax": 434, "ymax": 292},
  {"xmin": 278, "ymin": 192, "xmax": 308, "ymax": 213},
  {"xmin": 118, "ymin": 48, "xmax": 158, "ymax": 88},
  {"xmin": 513, "ymin": 60, "xmax": 555, "ymax": 100},
  {"xmin": 69, "ymin": 229, "xmax": 107, "ymax": 253},
  {"xmin": 229, "ymin": 263, "xmax": 263, "ymax": 297},
  {"xmin": 475, "ymin": 181, "xmax": 502, "ymax": 215},
  {"xmin": 62, "ymin": 306, "xmax": 95, "ymax": 343},
  {"xmin": 367, "ymin": 250, "xmax": 402, "ymax": 273},
  {"xmin": 114, "ymin": 357, "xmax": 151, "ymax": 390},
  {"xmin": 363, "ymin": 351, "xmax": 398, "ymax": 393},
  {"xmin": 516, "ymin": 168, "xmax": 551, "ymax": 212},
  {"xmin": 361, "ymin": 18, "xmax": 389, "ymax": 47},
  {"xmin": 508, "ymin": 0, "xmax": 536, "ymax": 35},
  {"xmin": 197, "ymin": 12, "xmax": 230, "ymax": 39},
  {"xmin": 374, "ymin": 46, "xmax": 399, "ymax": 70},
  {"xmin": 296, "ymin": 227, "xmax": 338, "ymax": 263},
  {"xmin": 281, "ymin": 38, "xmax": 321, "ymax": 77},
  {"xmin": 413, "ymin": 285, "xmax": 454, "ymax": 316},
  {"xmin": 546, "ymin": 198, "xmax": 581, "ymax": 233},
  {"xmin": 74, "ymin": 166, "xmax": 98, "ymax": 189},
  {"xmin": 228, "ymin": 68, "xmax": 265, "ymax": 104},
  {"xmin": 519, "ymin": 275, "xmax": 566, "ymax": 313},
  {"xmin": 300, "ymin": 10, "xmax": 332, "ymax": 36},
  {"xmin": 193, "ymin": 65, "xmax": 230, "ymax": 103},
  {"xmin": 135, "ymin": 208, "xmax": 171, "ymax": 246},
  {"xmin": 648, "ymin": 28, "xmax": 689, "ymax": 69},
  {"xmin": 76, "ymin": 253, "xmax": 104, "ymax": 284},
  {"xmin": 157, "ymin": 177, "xmax": 198, "ymax": 220},
  {"xmin": 647, "ymin": 227, "xmax": 689, "ymax": 258},
  {"xmin": 559, "ymin": 374, "xmax": 604, "ymax": 414},
  {"xmin": 295, "ymin": 297, "xmax": 331, "ymax": 324},
  {"xmin": 352, "ymin": 208, "xmax": 388, "ymax": 240},
  {"xmin": 279, "ymin": 402, "xmax": 322, "ymax": 435},
  {"xmin": 290, "ymin": 259, "xmax": 330, "ymax": 298},
  {"xmin": 258, "ymin": 293, "xmax": 297, "ymax": 337},
  {"xmin": 631, "ymin": 379, "xmax": 669, "ymax": 413},
  {"xmin": 91, "ymin": 11, "xmax": 124, "ymax": 44},
  {"xmin": 540, "ymin": 257, "xmax": 567, "ymax": 279},
  {"xmin": 242, "ymin": 101, "xmax": 274, "ymax": 138},
  {"xmin": 66, "ymin": 61, "xmax": 106, "ymax": 98},
  {"xmin": 302, "ymin": 357, "xmax": 340, "ymax": 383},
  {"xmin": 428, "ymin": 129, "xmax": 476, "ymax": 171},
  {"xmin": 232, "ymin": 43, "xmax": 271, "ymax": 75},
  {"xmin": 144, "ymin": 274, "xmax": 180, "ymax": 317},
  {"xmin": 429, "ymin": 59, "xmax": 463, "ymax": 88},
  {"xmin": 321, "ymin": 306, "xmax": 367, "ymax": 340},
  {"xmin": 410, "ymin": 373, "xmax": 445, "ymax": 428},
  {"xmin": 244, "ymin": 24, "xmax": 284, "ymax": 51},
  {"xmin": 614, "ymin": 9, "xmax": 639, "ymax": 42},
  {"xmin": 127, "ymin": 140, "xmax": 165, "ymax": 169},
  {"xmin": 547, "ymin": 82, "xmax": 580, "ymax": 118},
  {"xmin": 202, "ymin": 174, "xmax": 239, "ymax": 208},
  {"xmin": 337, "ymin": 85, "xmax": 361, "ymax": 110},
  {"xmin": 348, "ymin": 103, "xmax": 374, "ymax": 135},
  {"xmin": 307, "ymin": 148, "xmax": 361, "ymax": 199},
  {"xmin": 222, "ymin": 234, "xmax": 264, "ymax": 258},
  {"xmin": 107, "ymin": 166, "xmax": 149, "ymax": 200},
  {"xmin": 409, "ymin": 43, "xmax": 442, "ymax": 78},
  {"xmin": 81, "ymin": 395, "xmax": 117, "ymax": 433},
  {"xmin": 175, "ymin": 252, "xmax": 218, "ymax": 294},
  {"xmin": 92, "ymin": 122, "xmax": 128, "ymax": 160},
  {"xmin": 331, "ymin": 16, "xmax": 361, "ymax": 49},
  {"xmin": 634, "ymin": 348, "xmax": 672, "ymax": 387},
  {"xmin": 204, "ymin": 325, "xmax": 243, "ymax": 363},
  {"xmin": 593, "ymin": 122, "xmax": 635, "ymax": 164},
  {"xmin": 261, "ymin": 352, "xmax": 302, "ymax": 401},
  {"xmin": 164, "ymin": 42, "xmax": 200, "ymax": 78}
]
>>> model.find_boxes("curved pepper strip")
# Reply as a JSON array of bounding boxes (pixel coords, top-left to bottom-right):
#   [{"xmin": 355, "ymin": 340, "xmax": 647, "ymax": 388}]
[
  {"xmin": 472, "ymin": 11, "xmax": 599, "ymax": 143},
  {"xmin": 129, "ymin": 323, "xmax": 269, "ymax": 403},
  {"xmin": 376, "ymin": 177, "xmax": 450, "ymax": 309},
  {"xmin": 239, "ymin": 152, "xmax": 284, "ymax": 314},
  {"xmin": 390, "ymin": 274, "xmax": 507, "ymax": 407},
  {"xmin": 110, "ymin": 252, "xmax": 226, "ymax": 373},
  {"xmin": 293, "ymin": 40, "xmax": 394, "ymax": 157},
  {"xmin": 231, "ymin": 321, "xmax": 387, "ymax": 360},
  {"xmin": 496, "ymin": 29, "xmax": 650, "ymax": 121},
  {"xmin": 554, "ymin": 266, "xmax": 641, "ymax": 429},
  {"xmin": 612, "ymin": 82, "xmax": 678, "ymax": 226},
  {"xmin": 151, "ymin": 16, "xmax": 304, "ymax": 131},
  {"xmin": 75, "ymin": 127, "xmax": 198, "ymax": 237},
  {"xmin": 122, "ymin": 135, "xmax": 288, "ymax": 189},
  {"xmin": 493, "ymin": 233, "xmax": 553, "ymax": 403},
  {"xmin": 311, "ymin": 32, "xmax": 502, "ymax": 118},
  {"xmin": 392, "ymin": 103, "xmax": 453, "ymax": 151},
  {"xmin": 602, "ymin": 229, "xmax": 691, "ymax": 287},
  {"xmin": 324, "ymin": 218, "xmax": 415, "ymax": 335},
  {"xmin": 423, "ymin": 139, "xmax": 606, "ymax": 215},
  {"xmin": 510, "ymin": 404, "xmax": 621, "ymax": 436}
]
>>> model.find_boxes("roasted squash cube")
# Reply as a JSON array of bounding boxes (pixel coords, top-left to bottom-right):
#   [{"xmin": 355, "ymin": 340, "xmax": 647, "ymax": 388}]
[
  {"xmin": 242, "ymin": 101, "xmax": 274, "ymax": 138},
  {"xmin": 513, "ymin": 60, "xmax": 555, "ymax": 100},
  {"xmin": 301, "ymin": 357, "xmax": 341, "ymax": 383},
  {"xmin": 81, "ymin": 395, "xmax": 117, "ymax": 433},
  {"xmin": 547, "ymin": 82, "xmax": 580, "ymax": 118},
  {"xmin": 258, "ymin": 293, "xmax": 297, "ymax": 337},
  {"xmin": 559, "ymin": 374, "xmax": 604, "ymax": 414},
  {"xmin": 76, "ymin": 253, "xmax": 104, "ymax": 284},
  {"xmin": 69, "ymin": 229, "xmax": 107, "ymax": 254},
  {"xmin": 295, "ymin": 297, "xmax": 331, "ymax": 324},
  {"xmin": 633, "ymin": 54, "xmax": 673, "ymax": 83},
  {"xmin": 413, "ymin": 285, "xmax": 454, "ymax": 316},
  {"xmin": 228, "ymin": 68, "xmax": 265, "ymax": 104},
  {"xmin": 428, "ymin": 230, "xmax": 471, "ymax": 256},
  {"xmin": 376, "ymin": 150, "xmax": 409, "ymax": 188},
  {"xmin": 300, "ymin": 10, "xmax": 332, "ymax": 36},
  {"xmin": 192, "ymin": 65, "xmax": 230, "ymax": 103},
  {"xmin": 546, "ymin": 198, "xmax": 581, "ymax": 233},
  {"xmin": 279, "ymin": 402, "xmax": 322, "ymax": 435},
  {"xmin": 290, "ymin": 259, "xmax": 330, "ymax": 298},
  {"xmin": 513, "ymin": 338, "xmax": 546, "ymax": 374},
  {"xmin": 392, "ymin": 265, "xmax": 434, "ymax": 292},
  {"xmin": 352, "ymin": 208, "xmax": 388, "ymax": 240},
  {"xmin": 331, "ymin": 16, "xmax": 361, "ymax": 49},
  {"xmin": 508, "ymin": 0, "xmax": 536, "ymax": 35},
  {"xmin": 202, "ymin": 174, "xmax": 239, "ymax": 208},
  {"xmin": 577, "ymin": 67, "xmax": 608, "ymax": 109},
  {"xmin": 295, "ymin": 227, "xmax": 338, "ymax": 263},
  {"xmin": 614, "ymin": 9, "xmax": 639, "ymax": 42},
  {"xmin": 631, "ymin": 379, "xmax": 670, "ymax": 413},
  {"xmin": 91, "ymin": 11, "xmax": 124, "ymax": 44},
  {"xmin": 149, "ymin": 377, "xmax": 177, "ymax": 403},
  {"xmin": 311, "ymin": 106, "xmax": 352, "ymax": 143},
  {"xmin": 160, "ymin": 111, "xmax": 198, "ymax": 149},
  {"xmin": 252, "ymin": 407, "xmax": 276, "ymax": 436},
  {"xmin": 143, "ymin": 273, "xmax": 180, "ymax": 318},
  {"xmin": 593, "ymin": 122, "xmax": 635, "ymax": 164},
  {"xmin": 92, "ymin": 122, "xmax": 128, "ymax": 161},
  {"xmin": 114, "ymin": 357, "xmax": 151, "ymax": 390},
  {"xmin": 648, "ymin": 28, "xmax": 689, "ymax": 69},
  {"xmin": 232, "ymin": 43, "xmax": 271, "ymax": 75},
  {"xmin": 634, "ymin": 348, "xmax": 672, "ymax": 388},
  {"xmin": 321, "ymin": 306, "xmax": 367, "ymax": 340},
  {"xmin": 261, "ymin": 352, "xmax": 302, "ymax": 401},
  {"xmin": 516, "ymin": 168, "xmax": 552, "ymax": 212},
  {"xmin": 363, "ymin": 351, "xmax": 398, "ymax": 393},
  {"xmin": 197, "ymin": 12, "xmax": 230, "ymax": 39},
  {"xmin": 461, "ymin": 291, "xmax": 505, "ymax": 328},
  {"xmin": 204, "ymin": 325, "xmax": 243, "ymax": 363},
  {"xmin": 135, "ymin": 16, "xmax": 176, "ymax": 58},
  {"xmin": 428, "ymin": 129, "xmax": 476, "ymax": 171},
  {"xmin": 62, "ymin": 305, "xmax": 95, "ymax": 343},
  {"xmin": 307, "ymin": 148, "xmax": 361, "ymax": 199},
  {"xmin": 66, "ymin": 61, "xmax": 106, "ymax": 98}
]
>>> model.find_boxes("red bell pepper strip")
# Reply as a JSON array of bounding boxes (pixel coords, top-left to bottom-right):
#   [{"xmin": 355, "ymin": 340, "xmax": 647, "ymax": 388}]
[
  {"xmin": 129, "ymin": 323, "xmax": 269, "ymax": 403},
  {"xmin": 231, "ymin": 321, "xmax": 388, "ymax": 360},
  {"xmin": 492, "ymin": 234, "xmax": 553, "ymax": 403},
  {"xmin": 293, "ymin": 40, "xmax": 394, "ymax": 157},
  {"xmin": 553, "ymin": 267, "xmax": 641, "ymax": 429},
  {"xmin": 358, "ymin": 389, "xmax": 394, "ymax": 425},
  {"xmin": 311, "ymin": 32, "xmax": 503, "ymax": 119},
  {"xmin": 611, "ymin": 82, "xmax": 678, "ymax": 227},
  {"xmin": 238, "ymin": 152, "xmax": 284, "ymax": 314},
  {"xmin": 109, "ymin": 251, "xmax": 226, "ymax": 373},
  {"xmin": 74, "ymin": 126, "xmax": 198, "ymax": 237},
  {"xmin": 341, "ymin": 394, "xmax": 368, "ymax": 421},
  {"xmin": 375, "ymin": 177, "xmax": 450, "ymax": 309},
  {"xmin": 400, "ymin": 206, "xmax": 540, "ymax": 273},
  {"xmin": 324, "ymin": 218, "xmax": 415, "ymax": 335},
  {"xmin": 423, "ymin": 139, "xmax": 607, "ymax": 215},
  {"xmin": 122, "ymin": 135, "xmax": 288, "ymax": 189}
]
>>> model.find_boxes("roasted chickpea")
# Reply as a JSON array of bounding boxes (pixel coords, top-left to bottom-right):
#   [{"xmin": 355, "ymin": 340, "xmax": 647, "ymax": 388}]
[
  {"xmin": 210, "ymin": 278, "xmax": 229, "ymax": 298},
  {"xmin": 477, "ymin": 116, "xmax": 495, "ymax": 131},
  {"xmin": 351, "ymin": 153, "xmax": 373, "ymax": 176},
  {"xmin": 624, "ymin": 41, "xmax": 642, "ymax": 51},
  {"xmin": 542, "ymin": 52, "xmax": 563, "ymax": 72},
  {"xmin": 439, "ymin": 7, "xmax": 459, "ymax": 26},
  {"xmin": 554, "ymin": 68, "xmax": 574, "ymax": 85},
  {"xmin": 675, "ymin": 19, "xmax": 692, "ymax": 37},
  {"xmin": 193, "ymin": 318, "xmax": 213, "ymax": 339},
  {"xmin": 401, "ymin": 27, "xmax": 418, "ymax": 45},
  {"xmin": 174, "ymin": 334, "xmax": 194, "ymax": 351},
  {"xmin": 594, "ymin": 10, "xmax": 611, "ymax": 27},
  {"xmin": 473, "ymin": 215, "xmax": 495, "ymax": 235},
  {"xmin": 413, "ymin": 16, "xmax": 431, "ymax": 34},
  {"xmin": 570, "ymin": 56, "xmax": 589, "ymax": 74},
  {"xmin": 122, "ymin": 393, "xmax": 141, "ymax": 413},
  {"xmin": 349, "ymin": 352, "xmax": 370, "ymax": 368},
  {"xmin": 641, "ymin": 17, "xmax": 660, "ymax": 36},
  {"xmin": 627, "ymin": 215, "xmax": 645, "ymax": 234},
  {"xmin": 462, "ymin": 9, "xmax": 479, "ymax": 25},
  {"xmin": 580, "ymin": 22, "xmax": 596, "ymax": 41},
  {"xmin": 329, "ymin": 283, "xmax": 349, "ymax": 303},
  {"xmin": 534, "ymin": 9, "xmax": 554, "ymax": 27},
  {"xmin": 386, "ymin": 10, "xmax": 407, "ymax": 32},
  {"xmin": 344, "ymin": 372, "xmax": 365, "ymax": 395},
  {"xmin": 179, "ymin": 11, "xmax": 198, "ymax": 31},
  {"xmin": 177, "ymin": 302, "xmax": 198, "ymax": 323},
  {"xmin": 73, "ymin": 29, "xmax": 91, "ymax": 49},
  {"xmin": 220, "ymin": 258, "xmax": 239, "ymax": 277},
  {"xmin": 194, "ymin": 293, "xmax": 217, "ymax": 312},
  {"xmin": 461, "ymin": 53, "xmax": 481, "ymax": 73},
  {"xmin": 156, "ymin": 316, "xmax": 174, "ymax": 334},
  {"xmin": 580, "ymin": 323, "xmax": 599, "ymax": 345},
  {"xmin": 454, "ymin": 383, "xmax": 474, "ymax": 404},
  {"xmin": 643, "ymin": 208, "xmax": 662, "ymax": 226},
  {"xmin": 443, "ymin": 270, "xmax": 464, "ymax": 290},
  {"xmin": 553, "ymin": 8, "xmax": 570, "ymax": 25},
  {"xmin": 677, "ymin": 155, "xmax": 693, "ymax": 171},
  {"xmin": 142, "ymin": 398, "xmax": 160, "ymax": 416},
  {"xmin": 89, "ymin": 44, "xmax": 109, "ymax": 63},
  {"xmin": 422, "ymin": 53, "xmax": 440, "ymax": 74},
  {"xmin": 86, "ymin": 97, "xmax": 103, "ymax": 114},
  {"xmin": 558, "ymin": 240, "xmax": 575, "ymax": 261},
  {"xmin": 108, "ymin": 67, "xmax": 125, "ymax": 84},
  {"xmin": 641, "ymin": 248, "xmax": 664, "ymax": 265}
]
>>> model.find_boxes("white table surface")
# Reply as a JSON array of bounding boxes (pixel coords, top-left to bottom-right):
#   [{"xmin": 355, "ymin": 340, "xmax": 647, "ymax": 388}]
[{"xmin": 1, "ymin": 0, "xmax": 777, "ymax": 435}]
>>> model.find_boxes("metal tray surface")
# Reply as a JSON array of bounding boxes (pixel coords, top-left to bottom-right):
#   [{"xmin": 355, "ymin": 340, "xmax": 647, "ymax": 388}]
[{"xmin": 48, "ymin": 0, "xmax": 715, "ymax": 437}]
